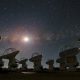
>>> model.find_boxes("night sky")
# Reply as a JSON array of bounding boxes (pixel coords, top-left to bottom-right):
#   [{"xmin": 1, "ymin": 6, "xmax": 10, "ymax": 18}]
[{"xmin": 0, "ymin": 0, "xmax": 80, "ymax": 68}]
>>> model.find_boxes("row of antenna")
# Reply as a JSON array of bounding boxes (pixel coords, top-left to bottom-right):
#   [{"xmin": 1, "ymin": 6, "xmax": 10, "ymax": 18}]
[{"xmin": 0, "ymin": 47, "xmax": 80, "ymax": 72}]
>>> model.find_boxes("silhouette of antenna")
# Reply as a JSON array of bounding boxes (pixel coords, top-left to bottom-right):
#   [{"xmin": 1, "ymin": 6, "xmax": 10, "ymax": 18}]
[
  {"xmin": 46, "ymin": 59, "xmax": 54, "ymax": 72},
  {"xmin": 57, "ymin": 47, "xmax": 80, "ymax": 71},
  {"xmin": 18, "ymin": 58, "xmax": 28, "ymax": 70},
  {"xmin": 29, "ymin": 52, "xmax": 43, "ymax": 71},
  {"xmin": 1, "ymin": 48, "xmax": 19, "ymax": 70}
]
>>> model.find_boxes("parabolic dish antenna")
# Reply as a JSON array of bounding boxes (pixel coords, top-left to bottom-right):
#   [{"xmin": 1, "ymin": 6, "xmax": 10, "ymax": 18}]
[{"xmin": 1, "ymin": 48, "xmax": 19, "ymax": 59}]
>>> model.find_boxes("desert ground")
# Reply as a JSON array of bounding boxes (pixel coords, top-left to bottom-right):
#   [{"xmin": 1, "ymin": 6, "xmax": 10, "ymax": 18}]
[{"xmin": 0, "ymin": 71, "xmax": 80, "ymax": 80}]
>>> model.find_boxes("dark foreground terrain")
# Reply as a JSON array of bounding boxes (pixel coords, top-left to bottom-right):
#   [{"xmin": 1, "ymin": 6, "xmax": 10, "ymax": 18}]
[{"xmin": 0, "ymin": 71, "xmax": 80, "ymax": 80}]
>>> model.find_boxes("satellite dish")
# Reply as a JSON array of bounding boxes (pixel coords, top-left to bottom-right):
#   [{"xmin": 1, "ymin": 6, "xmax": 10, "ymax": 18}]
[
  {"xmin": 46, "ymin": 59, "xmax": 54, "ymax": 71},
  {"xmin": 18, "ymin": 58, "xmax": 28, "ymax": 70},
  {"xmin": 57, "ymin": 47, "xmax": 80, "ymax": 71},
  {"xmin": 46, "ymin": 60, "xmax": 54, "ymax": 65},
  {"xmin": 0, "ymin": 48, "xmax": 19, "ymax": 70},
  {"xmin": 56, "ymin": 58, "xmax": 65, "ymax": 63},
  {"xmin": 29, "ymin": 52, "xmax": 43, "ymax": 71},
  {"xmin": 30, "ymin": 52, "xmax": 42, "ymax": 62},
  {"xmin": 1, "ymin": 48, "xmax": 19, "ymax": 60},
  {"xmin": 31, "ymin": 52, "xmax": 41, "ymax": 58},
  {"xmin": 19, "ymin": 59, "xmax": 28, "ymax": 64},
  {"xmin": 59, "ymin": 47, "xmax": 80, "ymax": 57}
]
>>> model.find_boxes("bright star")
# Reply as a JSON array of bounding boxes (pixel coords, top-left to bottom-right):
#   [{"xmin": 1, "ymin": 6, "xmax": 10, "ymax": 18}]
[{"xmin": 22, "ymin": 36, "xmax": 30, "ymax": 42}]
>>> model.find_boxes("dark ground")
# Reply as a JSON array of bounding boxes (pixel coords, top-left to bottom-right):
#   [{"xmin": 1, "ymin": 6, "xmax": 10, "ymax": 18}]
[{"xmin": 0, "ymin": 71, "xmax": 80, "ymax": 80}]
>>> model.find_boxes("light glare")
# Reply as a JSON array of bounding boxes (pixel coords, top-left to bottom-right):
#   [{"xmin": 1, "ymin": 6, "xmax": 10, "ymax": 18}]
[{"xmin": 23, "ymin": 37, "xmax": 30, "ymax": 42}]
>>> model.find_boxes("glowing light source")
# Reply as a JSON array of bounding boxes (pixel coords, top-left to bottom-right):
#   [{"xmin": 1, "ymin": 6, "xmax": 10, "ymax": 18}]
[{"xmin": 22, "ymin": 37, "xmax": 30, "ymax": 42}]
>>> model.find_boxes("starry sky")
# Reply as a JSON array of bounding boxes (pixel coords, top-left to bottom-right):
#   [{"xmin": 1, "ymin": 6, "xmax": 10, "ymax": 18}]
[{"xmin": 0, "ymin": 0, "xmax": 80, "ymax": 68}]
